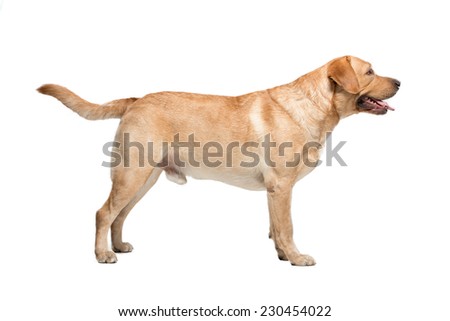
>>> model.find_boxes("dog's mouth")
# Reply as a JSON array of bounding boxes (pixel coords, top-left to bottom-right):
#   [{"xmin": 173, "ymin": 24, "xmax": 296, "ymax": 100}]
[{"xmin": 357, "ymin": 96, "xmax": 395, "ymax": 115}]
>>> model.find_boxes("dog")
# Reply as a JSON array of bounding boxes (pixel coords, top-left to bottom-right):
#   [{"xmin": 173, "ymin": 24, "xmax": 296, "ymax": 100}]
[{"xmin": 38, "ymin": 56, "xmax": 400, "ymax": 265}]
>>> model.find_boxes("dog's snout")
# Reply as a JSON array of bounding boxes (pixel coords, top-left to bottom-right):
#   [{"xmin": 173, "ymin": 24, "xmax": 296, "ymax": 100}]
[{"xmin": 393, "ymin": 79, "xmax": 401, "ymax": 89}]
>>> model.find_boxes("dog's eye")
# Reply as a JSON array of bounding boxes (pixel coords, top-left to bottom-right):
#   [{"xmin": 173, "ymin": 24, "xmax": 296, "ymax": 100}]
[{"xmin": 366, "ymin": 68, "xmax": 374, "ymax": 75}]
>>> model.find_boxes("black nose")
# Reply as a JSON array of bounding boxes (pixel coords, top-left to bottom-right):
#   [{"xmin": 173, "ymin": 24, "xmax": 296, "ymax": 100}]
[{"xmin": 393, "ymin": 79, "xmax": 401, "ymax": 89}]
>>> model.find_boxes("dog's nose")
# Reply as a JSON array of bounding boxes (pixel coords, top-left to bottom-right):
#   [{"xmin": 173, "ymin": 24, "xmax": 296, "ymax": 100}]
[{"xmin": 393, "ymin": 79, "xmax": 401, "ymax": 89}]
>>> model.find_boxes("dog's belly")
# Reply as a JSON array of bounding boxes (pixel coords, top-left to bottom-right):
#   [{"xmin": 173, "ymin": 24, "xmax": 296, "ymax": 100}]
[{"xmin": 165, "ymin": 164, "xmax": 266, "ymax": 191}]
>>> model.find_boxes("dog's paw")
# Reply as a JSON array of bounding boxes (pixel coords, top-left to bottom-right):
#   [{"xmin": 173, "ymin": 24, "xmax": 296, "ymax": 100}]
[
  {"xmin": 290, "ymin": 254, "xmax": 316, "ymax": 266},
  {"xmin": 112, "ymin": 242, "xmax": 134, "ymax": 253},
  {"xmin": 96, "ymin": 251, "xmax": 118, "ymax": 263}
]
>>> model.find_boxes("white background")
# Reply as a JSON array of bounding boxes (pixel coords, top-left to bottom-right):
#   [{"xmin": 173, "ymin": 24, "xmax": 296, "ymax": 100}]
[{"xmin": 1, "ymin": 0, "xmax": 449, "ymax": 320}]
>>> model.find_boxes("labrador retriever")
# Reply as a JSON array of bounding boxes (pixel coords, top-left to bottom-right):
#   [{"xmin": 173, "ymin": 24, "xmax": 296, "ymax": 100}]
[{"xmin": 38, "ymin": 56, "xmax": 400, "ymax": 265}]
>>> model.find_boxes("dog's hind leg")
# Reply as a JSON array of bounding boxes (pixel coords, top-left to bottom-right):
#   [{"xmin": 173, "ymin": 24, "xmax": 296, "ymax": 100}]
[
  {"xmin": 95, "ymin": 166, "xmax": 160, "ymax": 263},
  {"xmin": 110, "ymin": 168, "xmax": 162, "ymax": 253}
]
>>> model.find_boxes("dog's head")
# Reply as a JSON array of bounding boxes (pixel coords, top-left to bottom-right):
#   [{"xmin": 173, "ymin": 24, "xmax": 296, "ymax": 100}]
[{"xmin": 327, "ymin": 56, "xmax": 400, "ymax": 117}]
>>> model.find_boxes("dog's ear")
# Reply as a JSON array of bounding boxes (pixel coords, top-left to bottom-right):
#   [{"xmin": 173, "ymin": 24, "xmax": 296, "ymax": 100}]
[{"xmin": 327, "ymin": 56, "xmax": 360, "ymax": 94}]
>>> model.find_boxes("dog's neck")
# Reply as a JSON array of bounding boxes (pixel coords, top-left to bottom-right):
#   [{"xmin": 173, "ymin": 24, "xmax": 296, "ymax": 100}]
[{"xmin": 268, "ymin": 68, "xmax": 340, "ymax": 144}]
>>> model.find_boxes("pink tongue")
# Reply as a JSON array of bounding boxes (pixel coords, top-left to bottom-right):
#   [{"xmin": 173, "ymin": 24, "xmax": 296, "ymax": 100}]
[{"xmin": 374, "ymin": 99, "xmax": 395, "ymax": 111}]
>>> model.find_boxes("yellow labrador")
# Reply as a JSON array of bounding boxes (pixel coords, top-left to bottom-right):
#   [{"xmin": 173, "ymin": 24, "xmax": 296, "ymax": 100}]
[{"xmin": 38, "ymin": 56, "xmax": 400, "ymax": 265}]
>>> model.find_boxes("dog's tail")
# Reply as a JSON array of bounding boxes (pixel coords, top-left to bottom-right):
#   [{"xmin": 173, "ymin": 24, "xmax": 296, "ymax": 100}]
[{"xmin": 37, "ymin": 84, "xmax": 138, "ymax": 120}]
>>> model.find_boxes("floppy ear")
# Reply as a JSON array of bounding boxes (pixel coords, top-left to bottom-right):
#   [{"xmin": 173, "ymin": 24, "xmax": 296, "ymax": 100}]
[{"xmin": 327, "ymin": 56, "xmax": 360, "ymax": 94}]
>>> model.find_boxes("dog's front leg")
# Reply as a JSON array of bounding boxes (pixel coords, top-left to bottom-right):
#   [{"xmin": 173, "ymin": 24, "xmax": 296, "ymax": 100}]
[{"xmin": 267, "ymin": 184, "xmax": 316, "ymax": 266}]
